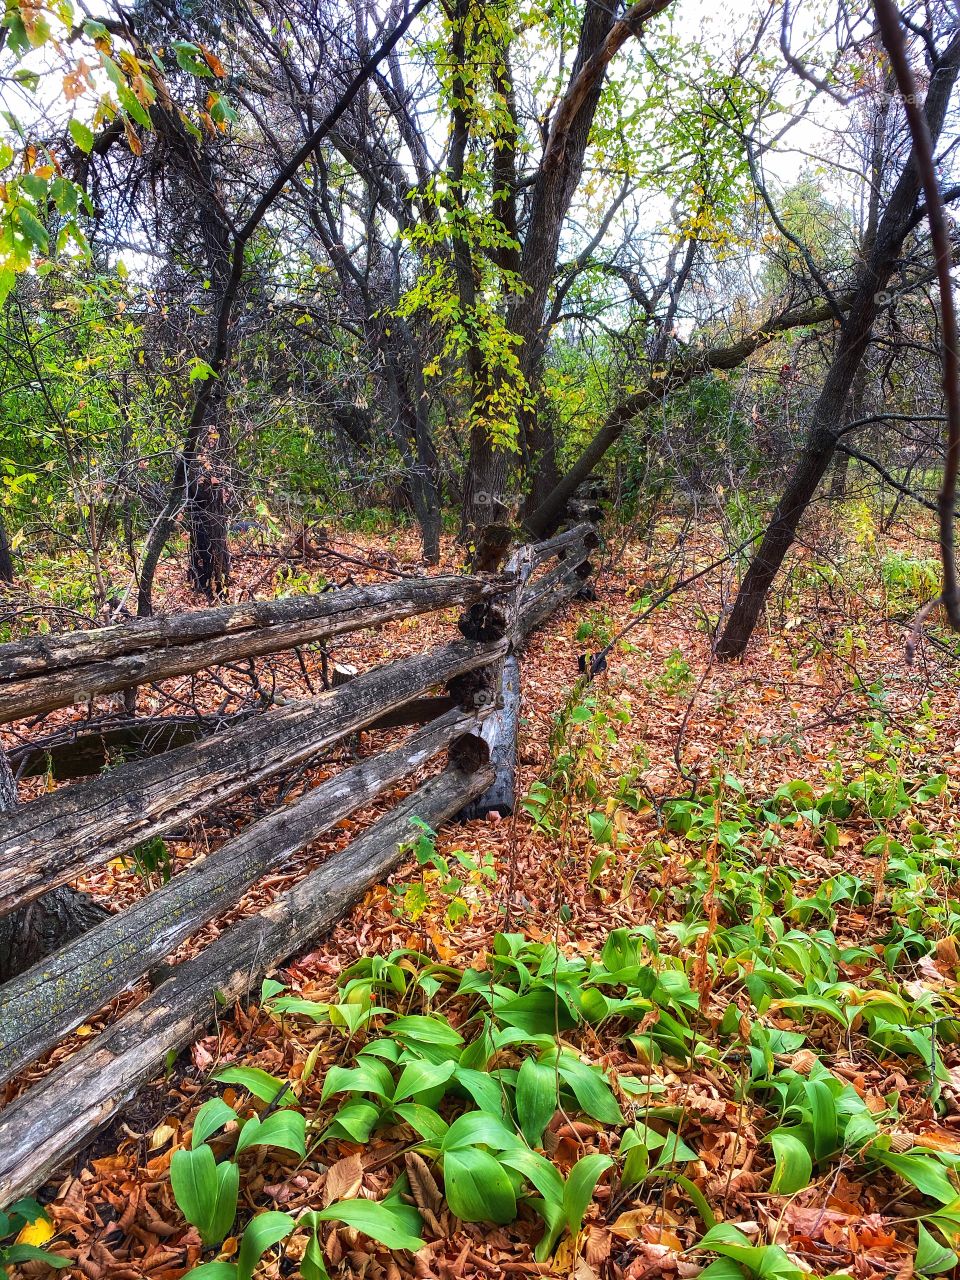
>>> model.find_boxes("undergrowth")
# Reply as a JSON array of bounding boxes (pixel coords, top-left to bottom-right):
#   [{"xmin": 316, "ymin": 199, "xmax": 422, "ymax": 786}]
[{"xmin": 166, "ymin": 686, "xmax": 960, "ymax": 1279}]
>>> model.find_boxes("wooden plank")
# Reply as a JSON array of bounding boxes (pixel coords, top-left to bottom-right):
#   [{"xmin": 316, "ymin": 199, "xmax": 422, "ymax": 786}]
[
  {"xmin": 0, "ymin": 575, "xmax": 510, "ymax": 725},
  {"xmin": 0, "ymin": 637, "xmax": 506, "ymax": 917},
  {"xmin": 0, "ymin": 707, "xmax": 484, "ymax": 1085},
  {"xmin": 8, "ymin": 699, "xmax": 458, "ymax": 782},
  {"xmin": 518, "ymin": 562, "xmax": 585, "ymax": 637},
  {"xmin": 462, "ymin": 534, "xmax": 595, "ymax": 819},
  {"xmin": 367, "ymin": 696, "xmax": 454, "ymax": 731},
  {"xmin": 460, "ymin": 654, "xmax": 520, "ymax": 819},
  {"xmin": 0, "ymin": 761, "xmax": 494, "ymax": 1205}
]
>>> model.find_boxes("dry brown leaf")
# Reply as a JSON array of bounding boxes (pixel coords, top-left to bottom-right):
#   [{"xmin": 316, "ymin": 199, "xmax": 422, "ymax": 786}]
[
  {"xmin": 786, "ymin": 1048, "xmax": 818, "ymax": 1075},
  {"xmin": 610, "ymin": 1209, "xmax": 655, "ymax": 1240},
  {"xmin": 583, "ymin": 1224, "xmax": 612, "ymax": 1267},
  {"xmin": 323, "ymin": 1153, "xmax": 363, "ymax": 1205},
  {"xmin": 404, "ymin": 1152, "xmax": 445, "ymax": 1235}
]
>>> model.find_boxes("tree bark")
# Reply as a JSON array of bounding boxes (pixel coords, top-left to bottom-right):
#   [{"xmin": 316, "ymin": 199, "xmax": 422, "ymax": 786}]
[
  {"xmin": 187, "ymin": 466, "xmax": 232, "ymax": 600},
  {"xmin": 0, "ymin": 515, "xmax": 13, "ymax": 584}
]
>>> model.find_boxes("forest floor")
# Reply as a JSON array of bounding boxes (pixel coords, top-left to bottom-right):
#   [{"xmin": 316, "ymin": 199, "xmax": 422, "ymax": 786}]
[{"xmin": 5, "ymin": 504, "xmax": 960, "ymax": 1280}]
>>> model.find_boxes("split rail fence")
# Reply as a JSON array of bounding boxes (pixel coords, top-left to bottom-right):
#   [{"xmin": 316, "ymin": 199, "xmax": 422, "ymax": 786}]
[{"xmin": 0, "ymin": 521, "xmax": 598, "ymax": 1204}]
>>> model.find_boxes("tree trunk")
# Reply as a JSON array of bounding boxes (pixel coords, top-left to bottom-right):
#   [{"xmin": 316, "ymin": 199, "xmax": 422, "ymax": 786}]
[
  {"xmin": 415, "ymin": 485, "xmax": 442, "ymax": 565},
  {"xmin": 0, "ymin": 749, "xmax": 108, "ymax": 984},
  {"xmin": 0, "ymin": 515, "xmax": 13, "ymax": 584},
  {"xmin": 523, "ymin": 404, "xmax": 561, "ymax": 517},
  {"xmin": 461, "ymin": 429, "xmax": 511, "ymax": 541},
  {"xmin": 715, "ymin": 30, "xmax": 960, "ymax": 660},
  {"xmin": 829, "ymin": 447, "xmax": 851, "ymax": 501},
  {"xmin": 829, "ymin": 361, "xmax": 867, "ymax": 501},
  {"xmin": 187, "ymin": 467, "xmax": 231, "ymax": 600},
  {"xmin": 714, "ymin": 431, "xmax": 838, "ymax": 660},
  {"xmin": 396, "ymin": 340, "xmax": 443, "ymax": 565}
]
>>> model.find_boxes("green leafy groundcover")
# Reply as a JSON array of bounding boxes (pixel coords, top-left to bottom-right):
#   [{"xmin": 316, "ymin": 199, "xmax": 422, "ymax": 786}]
[{"xmin": 170, "ymin": 881, "xmax": 960, "ymax": 1278}]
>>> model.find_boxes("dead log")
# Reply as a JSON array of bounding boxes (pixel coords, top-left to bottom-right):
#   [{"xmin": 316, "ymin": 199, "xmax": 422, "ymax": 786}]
[
  {"xmin": 0, "ymin": 574, "xmax": 510, "ymax": 725},
  {"xmin": 0, "ymin": 637, "xmax": 506, "ymax": 918},
  {"xmin": 459, "ymin": 654, "xmax": 520, "ymax": 819},
  {"xmin": 517, "ymin": 561, "xmax": 585, "ymax": 637},
  {"xmin": 0, "ymin": 707, "xmax": 484, "ymax": 1086},
  {"xmin": 528, "ymin": 522, "xmax": 598, "ymax": 567},
  {"xmin": 8, "ymin": 698, "xmax": 460, "ymax": 782},
  {"xmin": 0, "ymin": 750, "xmax": 109, "ymax": 984},
  {"xmin": 0, "ymin": 760, "xmax": 494, "ymax": 1205},
  {"xmin": 527, "ymin": 539, "xmax": 589, "ymax": 597}
]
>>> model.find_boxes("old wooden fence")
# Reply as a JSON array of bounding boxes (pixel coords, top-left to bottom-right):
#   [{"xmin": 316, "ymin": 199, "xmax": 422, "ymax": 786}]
[{"xmin": 0, "ymin": 522, "xmax": 598, "ymax": 1204}]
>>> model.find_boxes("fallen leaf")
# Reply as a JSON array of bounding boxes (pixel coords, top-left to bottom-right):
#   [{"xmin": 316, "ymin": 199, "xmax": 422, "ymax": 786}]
[
  {"xmin": 323, "ymin": 1153, "xmax": 363, "ymax": 1205},
  {"xmin": 16, "ymin": 1216, "xmax": 55, "ymax": 1247},
  {"xmin": 149, "ymin": 1123, "xmax": 176, "ymax": 1151}
]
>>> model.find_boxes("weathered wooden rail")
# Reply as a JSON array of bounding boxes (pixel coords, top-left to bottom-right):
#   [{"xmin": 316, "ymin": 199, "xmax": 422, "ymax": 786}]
[
  {"xmin": 0, "ymin": 575, "xmax": 506, "ymax": 724},
  {"xmin": 0, "ymin": 520, "xmax": 597, "ymax": 1204}
]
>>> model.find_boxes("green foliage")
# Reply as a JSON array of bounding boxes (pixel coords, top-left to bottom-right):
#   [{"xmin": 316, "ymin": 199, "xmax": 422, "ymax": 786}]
[
  {"xmin": 160, "ymin": 732, "xmax": 960, "ymax": 1273},
  {"xmin": 575, "ymin": 609, "xmax": 615, "ymax": 647},
  {"xmin": 653, "ymin": 648, "xmax": 693, "ymax": 696},
  {"xmin": 881, "ymin": 551, "xmax": 941, "ymax": 609},
  {"xmin": 0, "ymin": 3, "xmax": 235, "ymax": 293},
  {"xmin": 123, "ymin": 835, "xmax": 172, "ymax": 888},
  {"xmin": 171, "ymin": 1070, "xmax": 419, "ymax": 1277},
  {"xmin": 390, "ymin": 818, "xmax": 495, "ymax": 927},
  {"xmin": 0, "ymin": 1200, "xmax": 70, "ymax": 1274}
]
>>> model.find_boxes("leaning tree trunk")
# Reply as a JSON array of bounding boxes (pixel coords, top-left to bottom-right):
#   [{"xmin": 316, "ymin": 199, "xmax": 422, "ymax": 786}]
[
  {"xmin": 0, "ymin": 749, "xmax": 108, "ymax": 984},
  {"xmin": 715, "ymin": 29, "xmax": 960, "ymax": 661},
  {"xmin": 830, "ymin": 325, "xmax": 870, "ymax": 502},
  {"xmin": 715, "ymin": 429, "xmax": 839, "ymax": 659}
]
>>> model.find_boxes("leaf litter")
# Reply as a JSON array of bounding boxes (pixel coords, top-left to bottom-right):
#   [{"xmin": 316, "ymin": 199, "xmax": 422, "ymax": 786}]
[{"xmin": 5, "ymin": 516, "xmax": 960, "ymax": 1279}]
